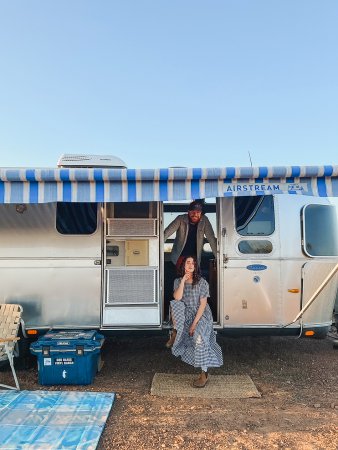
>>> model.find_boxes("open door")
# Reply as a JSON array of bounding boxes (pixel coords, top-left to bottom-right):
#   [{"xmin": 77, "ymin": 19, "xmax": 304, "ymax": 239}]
[{"xmin": 101, "ymin": 202, "xmax": 161, "ymax": 328}]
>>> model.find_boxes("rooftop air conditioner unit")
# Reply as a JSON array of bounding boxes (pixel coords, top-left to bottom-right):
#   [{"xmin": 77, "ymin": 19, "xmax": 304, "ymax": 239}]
[{"xmin": 57, "ymin": 154, "xmax": 127, "ymax": 168}]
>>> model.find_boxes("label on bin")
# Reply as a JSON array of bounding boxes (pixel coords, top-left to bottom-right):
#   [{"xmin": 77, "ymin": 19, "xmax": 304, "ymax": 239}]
[
  {"xmin": 44, "ymin": 358, "xmax": 52, "ymax": 366},
  {"xmin": 54, "ymin": 357, "xmax": 75, "ymax": 365}
]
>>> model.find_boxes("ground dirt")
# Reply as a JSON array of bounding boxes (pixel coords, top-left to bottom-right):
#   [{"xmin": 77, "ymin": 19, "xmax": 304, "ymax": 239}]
[{"xmin": 1, "ymin": 329, "xmax": 338, "ymax": 450}]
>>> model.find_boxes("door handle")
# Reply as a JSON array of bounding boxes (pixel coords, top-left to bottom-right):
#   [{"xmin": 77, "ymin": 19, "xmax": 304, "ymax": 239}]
[{"xmin": 222, "ymin": 227, "xmax": 228, "ymax": 264}]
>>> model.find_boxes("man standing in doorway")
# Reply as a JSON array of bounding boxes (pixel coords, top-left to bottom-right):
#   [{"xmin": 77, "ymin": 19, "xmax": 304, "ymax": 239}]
[{"xmin": 164, "ymin": 199, "xmax": 217, "ymax": 270}]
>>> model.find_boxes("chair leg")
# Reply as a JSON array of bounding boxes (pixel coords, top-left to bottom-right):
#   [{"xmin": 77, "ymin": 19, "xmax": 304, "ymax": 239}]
[{"xmin": 0, "ymin": 343, "xmax": 20, "ymax": 390}]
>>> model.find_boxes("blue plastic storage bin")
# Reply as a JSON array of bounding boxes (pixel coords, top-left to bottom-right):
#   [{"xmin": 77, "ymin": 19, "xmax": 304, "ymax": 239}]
[{"xmin": 30, "ymin": 330, "xmax": 104, "ymax": 385}]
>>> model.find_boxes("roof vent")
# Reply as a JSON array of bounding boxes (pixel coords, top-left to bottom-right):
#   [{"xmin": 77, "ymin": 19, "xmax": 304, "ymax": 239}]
[{"xmin": 57, "ymin": 154, "xmax": 127, "ymax": 168}]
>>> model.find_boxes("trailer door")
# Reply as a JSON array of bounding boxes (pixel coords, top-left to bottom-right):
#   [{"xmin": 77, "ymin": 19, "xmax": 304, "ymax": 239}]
[
  {"xmin": 102, "ymin": 202, "xmax": 161, "ymax": 328},
  {"xmin": 219, "ymin": 196, "xmax": 282, "ymax": 327}
]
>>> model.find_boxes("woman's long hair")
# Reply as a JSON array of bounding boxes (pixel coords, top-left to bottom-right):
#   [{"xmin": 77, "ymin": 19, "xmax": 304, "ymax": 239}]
[{"xmin": 177, "ymin": 256, "xmax": 201, "ymax": 286}]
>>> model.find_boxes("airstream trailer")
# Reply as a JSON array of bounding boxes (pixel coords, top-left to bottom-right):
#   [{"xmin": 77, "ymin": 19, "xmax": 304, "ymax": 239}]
[{"xmin": 1, "ymin": 155, "xmax": 338, "ymax": 354}]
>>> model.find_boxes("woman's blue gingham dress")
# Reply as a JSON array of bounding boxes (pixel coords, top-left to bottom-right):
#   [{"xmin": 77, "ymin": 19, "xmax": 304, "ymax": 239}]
[{"xmin": 171, "ymin": 277, "xmax": 223, "ymax": 369}]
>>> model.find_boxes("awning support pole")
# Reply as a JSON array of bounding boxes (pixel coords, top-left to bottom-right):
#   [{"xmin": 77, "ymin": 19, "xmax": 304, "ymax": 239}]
[{"xmin": 283, "ymin": 263, "xmax": 338, "ymax": 328}]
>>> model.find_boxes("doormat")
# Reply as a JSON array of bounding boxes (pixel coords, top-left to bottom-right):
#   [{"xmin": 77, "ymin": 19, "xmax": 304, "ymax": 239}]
[
  {"xmin": 151, "ymin": 373, "xmax": 261, "ymax": 399},
  {"xmin": 0, "ymin": 390, "xmax": 115, "ymax": 449}
]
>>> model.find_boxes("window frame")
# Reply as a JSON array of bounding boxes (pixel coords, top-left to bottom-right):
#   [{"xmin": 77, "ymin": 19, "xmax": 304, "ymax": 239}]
[
  {"xmin": 234, "ymin": 196, "xmax": 276, "ymax": 237},
  {"xmin": 301, "ymin": 204, "xmax": 338, "ymax": 258},
  {"xmin": 56, "ymin": 202, "xmax": 99, "ymax": 236},
  {"xmin": 237, "ymin": 239, "xmax": 273, "ymax": 255}
]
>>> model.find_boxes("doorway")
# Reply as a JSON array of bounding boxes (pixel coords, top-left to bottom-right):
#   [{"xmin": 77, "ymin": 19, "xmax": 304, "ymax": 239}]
[{"xmin": 163, "ymin": 201, "xmax": 218, "ymax": 322}]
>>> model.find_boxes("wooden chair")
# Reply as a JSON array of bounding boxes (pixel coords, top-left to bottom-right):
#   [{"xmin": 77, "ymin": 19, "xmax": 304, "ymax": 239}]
[{"xmin": 0, "ymin": 304, "xmax": 23, "ymax": 390}]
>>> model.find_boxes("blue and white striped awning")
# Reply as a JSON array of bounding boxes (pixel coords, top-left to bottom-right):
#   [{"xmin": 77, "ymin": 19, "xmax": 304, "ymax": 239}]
[{"xmin": 1, "ymin": 165, "xmax": 338, "ymax": 203}]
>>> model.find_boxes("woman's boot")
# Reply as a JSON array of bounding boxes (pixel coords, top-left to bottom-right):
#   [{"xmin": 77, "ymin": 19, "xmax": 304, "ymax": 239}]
[
  {"xmin": 165, "ymin": 329, "xmax": 177, "ymax": 348},
  {"xmin": 193, "ymin": 371, "xmax": 208, "ymax": 388}
]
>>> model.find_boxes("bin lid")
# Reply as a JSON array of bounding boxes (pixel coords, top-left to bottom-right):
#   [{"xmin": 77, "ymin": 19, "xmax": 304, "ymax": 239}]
[
  {"xmin": 30, "ymin": 329, "xmax": 104, "ymax": 353},
  {"xmin": 43, "ymin": 330, "xmax": 99, "ymax": 341}
]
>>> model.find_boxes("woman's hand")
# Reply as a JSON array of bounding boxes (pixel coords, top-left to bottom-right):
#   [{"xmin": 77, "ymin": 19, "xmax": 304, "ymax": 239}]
[
  {"xmin": 182, "ymin": 272, "xmax": 192, "ymax": 282},
  {"xmin": 189, "ymin": 298, "xmax": 207, "ymax": 335},
  {"xmin": 189, "ymin": 323, "xmax": 196, "ymax": 336}
]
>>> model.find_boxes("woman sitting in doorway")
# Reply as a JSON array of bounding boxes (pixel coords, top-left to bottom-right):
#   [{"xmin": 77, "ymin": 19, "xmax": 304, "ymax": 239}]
[{"xmin": 166, "ymin": 256, "xmax": 223, "ymax": 388}]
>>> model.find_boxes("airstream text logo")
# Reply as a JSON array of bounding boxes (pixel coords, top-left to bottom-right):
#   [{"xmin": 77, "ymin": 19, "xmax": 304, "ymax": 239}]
[{"xmin": 224, "ymin": 183, "xmax": 306, "ymax": 193}]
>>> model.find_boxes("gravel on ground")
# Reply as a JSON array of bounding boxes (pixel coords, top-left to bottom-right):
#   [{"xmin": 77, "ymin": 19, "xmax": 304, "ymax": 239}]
[{"xmin": 1, "ymin": 328, "xmax": 338, "ymax": 449}]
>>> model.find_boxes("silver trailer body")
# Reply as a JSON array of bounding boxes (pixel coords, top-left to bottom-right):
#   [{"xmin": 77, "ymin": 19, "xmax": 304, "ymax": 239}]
[
  {"xmin": 219, "ymin": 195, "xmax": 338, "ymax": 334},
  {"xmin": 0, "ymin": 203, "xmax": 102, "ymax": 329},
  {"xmin": 0, "ymin": 191, "xmax": 337, "ymax": 337}
]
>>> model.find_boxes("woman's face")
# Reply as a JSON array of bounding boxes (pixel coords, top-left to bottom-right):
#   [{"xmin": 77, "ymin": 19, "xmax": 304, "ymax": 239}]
[{"xmin": 185, "ymin": 257, "xmax": 195, "ymax": 273}]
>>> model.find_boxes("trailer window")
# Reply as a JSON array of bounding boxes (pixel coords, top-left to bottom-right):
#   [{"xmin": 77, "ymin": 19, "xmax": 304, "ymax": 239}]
[
  {"xmin": 303, "ymin": 204, "xmax": 338, "ymax": 256},
  {"xmin": 56, "ymin": 203, "xmax": 97, "ymax": 235},
  {"xmin": 235, "ymin": 196, "xmax": 275, "ymax": 236},
  {"xmin": 238, "ymin": 240, "xmax": 273, "ymax": 254}
]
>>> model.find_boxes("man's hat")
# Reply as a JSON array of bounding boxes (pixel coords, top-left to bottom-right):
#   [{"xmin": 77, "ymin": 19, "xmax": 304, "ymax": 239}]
[{"xmin": 188, "ymin": 200, "xmax": 203, "ymax": 212}]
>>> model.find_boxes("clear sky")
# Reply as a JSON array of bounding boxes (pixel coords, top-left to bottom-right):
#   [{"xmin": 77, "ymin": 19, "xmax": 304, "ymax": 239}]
[{"xmin": 0, "ymin": 1, "xmax": 337, "ymax": 170}]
